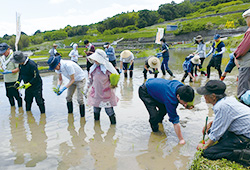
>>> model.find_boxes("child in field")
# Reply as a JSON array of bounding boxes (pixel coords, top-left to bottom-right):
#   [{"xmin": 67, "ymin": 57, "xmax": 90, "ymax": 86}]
[
  {"xmin": 11, "ymin": 51, "xmax": 45, "ymax": 114},
  {"xmin": 143, "ymin": 56, "xmax": 160, "ymax": 79},
  {"xmin": 86, "ymin": 49, "xmax": 119, "ymax": 124},
  {"xmin": 181, "ymin": 54, "xmax": 201, "ymax": 83}
]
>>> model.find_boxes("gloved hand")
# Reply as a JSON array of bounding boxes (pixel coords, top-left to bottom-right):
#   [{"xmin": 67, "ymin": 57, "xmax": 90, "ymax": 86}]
[
  {"xmin": 149, "ymin": 70, "xmax": 153, "ymax": 74},
  {"xmin": 212, "ymin": 53, "xmax": 218, "ymax": 57},
  {"xmin": 2, "ymin": 70, "xmax": 12, "ymax": 74},
  {"xmin": 14, "ymin": 81, "xmax": 20, "ymax": 89},
  {"xmin": 53, "ymin": 85, "xmax": 61, "ymax": 94},
  {"xmin": 18, "ymin": 82, "xmax": 32, "ymax": 89},
  {"xmin": 58, "ymin": 86, "xmax": 67, "ymax": 95},
  {"xmin": 156, "ymin": 53, "xmax": 162, "ymax": 58},
  {"xmin": 119, "ymin": 69, "xmax": 122, "ymax": 74}
]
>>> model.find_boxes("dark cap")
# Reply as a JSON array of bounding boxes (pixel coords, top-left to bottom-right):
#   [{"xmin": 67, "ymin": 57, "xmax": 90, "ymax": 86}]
[
  {"xmin": 11, "ymin": 51, "xmax": 27, "ymax": 64},
  {"xmin": 47, "ymin": 56, "xmax": 61, "ymax": 70},
  {"xmin": 197, "ymin": 80, "xmax": 226, "ymax": 95},
  {"xmin": 0, "ymin": 43, "xmax": 10, "ymax": 54},
  {"xmin": 214, "ymin": 34, "xmax": 220, "ymax": 40},
  {"xmin": 103, "ymin": 42, "xmax": 110, "ymax": 48}
]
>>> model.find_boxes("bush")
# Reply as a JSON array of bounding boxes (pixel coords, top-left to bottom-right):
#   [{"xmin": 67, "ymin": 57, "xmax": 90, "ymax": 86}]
[
  {"xmin": 218, "ymin": 24, "xmax": 225, "ymax": 30},
  {"xmin": 205, "ymin": 22, "xmax": 214, "ymax": 30},
  {"xmin": 103, "ymin": 30, "xmax": 114, "ymax": 35}
]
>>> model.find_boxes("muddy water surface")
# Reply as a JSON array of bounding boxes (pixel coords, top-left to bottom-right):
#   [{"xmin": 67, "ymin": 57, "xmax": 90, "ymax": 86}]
[{"xmin": 0, "ymin": 49, "xmax": 238, "ymax": 170}]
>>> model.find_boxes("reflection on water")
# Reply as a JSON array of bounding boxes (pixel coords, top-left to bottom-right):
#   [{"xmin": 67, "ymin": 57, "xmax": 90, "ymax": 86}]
[
  {"xmin": 0, "ymin": 49, "xmax": 240, "ymax": 170},
  {"xmin": 10, "ymin": 108, "xmax": 47, "ymax": 167},
  {"xmin": 89, "ymin": 122, "xmax": 117, "ymax": 170}
]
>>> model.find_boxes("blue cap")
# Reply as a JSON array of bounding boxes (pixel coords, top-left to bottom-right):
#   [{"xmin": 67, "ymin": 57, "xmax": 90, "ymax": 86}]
[
  {"xmin": 47, "ymin": 56, "xmax": 61, "ymax": 70},
  {"xmin": 0, "ymin": 43, "xmax": 10, "ymax": 54},
  {"xmin": 214, "ymin": 34, "xmax": 220, "ymax": 40}
]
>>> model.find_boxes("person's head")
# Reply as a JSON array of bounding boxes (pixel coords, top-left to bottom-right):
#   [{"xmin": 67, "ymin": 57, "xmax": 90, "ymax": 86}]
[
  {"xmin": 53, "ymin": 44, "xmax": 58, "ymax": 49},
  {"xmin": 120, "ymin": 50, "xmax": 132, "ymax": 60},
  {"xmin": 47, "ymin": 56, "xmax": 61, "ymax": 70},
  {"xmin": 191, "ymin": 54, "xmax": 201, "ymax": 65},
  {"xmin": 11, "ymin": 51, "xmax": 27, "ymax": 65},
  {"xmin": 84, "ymin": 40, "xmax": 89, "ymax": 46},
  {"xmin": 88, "ymin": 49, "xmax": 108, "ymax": 65},
  {"xmin": 197, "ymin": 80, "xmax": 226, "ymax": 105},
  {"xmin": 148, "ymin": 57, "xmax": 160, "ymax": 68},
  {"xmin": 195, "ymin": 35, "xmax": 203, "ymax": 44},
  {"xmin": 103, "ymin": 42, "xmax": 110, "ymax": 49},
  {"xmin": 160, "ymin": 38, "xmax": 166, "ymax": 44},
  {"xmin": 176, "ymin": 85, "xmax": 195, "ymax": 108},
  {"xmin": 73, "ymin": 43, "xmax": 78, "ymax": 50},
  {"xmin": 242, "ymin": 9, "xmax": 250, "ymax": 27},
  {"xmin": 214, "ymin": 34, "xmax": 220, "ymax": 42},
  {"xmin": 0, "ymin": 43, "xmax": 10, "ymax": 56}
]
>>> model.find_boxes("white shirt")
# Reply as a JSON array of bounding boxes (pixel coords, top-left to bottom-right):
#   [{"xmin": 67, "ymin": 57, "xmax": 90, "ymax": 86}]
[
  {"xmin": 55, "ymin": 60, "xmax": 86, "ymax": 81},
  {"xmin": 120, "ymin": 53, "xmax": 134, "ymax": 63},
  {"xmin": 69, "ymin": 49, "xmax": 79, "ymax": 62}
]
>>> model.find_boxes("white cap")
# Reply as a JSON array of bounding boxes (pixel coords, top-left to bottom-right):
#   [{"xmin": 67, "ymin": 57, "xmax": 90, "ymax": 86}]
[{"xmin": 242, "ymin": 9, "xmax": 250, "ymax": 18}]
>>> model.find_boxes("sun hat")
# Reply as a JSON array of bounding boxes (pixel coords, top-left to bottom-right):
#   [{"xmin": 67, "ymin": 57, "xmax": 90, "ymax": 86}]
[
  {"xmin": 148, "ymin": 57, "xmax": 160, "ymax": 68},
  {"xmin": 47, "ymin": 56, "xmax": 61, "ymax": 70},
  {"xmin": 11, "ymin": 51, "xmax": 27, "ymax": 64},
  {"xmin": 53, "ymin": 44, "xmax": 58, "ymax": 47},
  {"xmin": 191, "ymin": 54, "xmax": 201, "ymax": 64},
  {"xmin": 0, "ymin": 43, "xmax": 10, "ymax": 54},
  {"xmin": 214, "ymin": 34, "xmax": 220, "ymax": 40},
  {"xmin": 120, "ymin": 50, "xmax": 132, "ymax": 59},
  {"xmin": 195, "ymin": 35, "xmax": 203, "ymax": 41},
  {"xmin": 197, "ymin": 80, "xmax": 226, "ymax": 95},
  {"xmin": 103, "ymin": 42, "xmax": 110, "ymax": 48},
  {"xmin": 242, "ymin": 9, "xmax": 250, "ymax": 18},
  {"xmin": 88, "ymin": 49, "xmax": 108, "ymax": 65}
]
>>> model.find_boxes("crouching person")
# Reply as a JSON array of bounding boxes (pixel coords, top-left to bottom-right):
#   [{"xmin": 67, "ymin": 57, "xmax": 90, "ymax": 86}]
[
  {"xmin": 86, "ymin": 49, "xmax": 119, "ymax": 124},
  {"xmin": 12, "ymin": 51, "xmax": 45, "ymax": 114},
  {"xmin": 47, "ymin": 56, "xmax": 86, "ymax": 117},
  {"xmin": 196, "ymin": 80, "xmax": 250, "ymax": 167},
  {"xmin": 139, "ymin": 78, "xmax": 194, "ymax": 144},
  {"xmin": 143, "ymin": 56, "xmax": 160, "ymax": 79}
]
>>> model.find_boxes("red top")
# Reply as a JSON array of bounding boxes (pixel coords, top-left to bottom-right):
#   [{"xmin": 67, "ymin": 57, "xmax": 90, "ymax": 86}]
[{"xmin": 234, "ymin": 27, "xmax": 250, "ymax": 59}]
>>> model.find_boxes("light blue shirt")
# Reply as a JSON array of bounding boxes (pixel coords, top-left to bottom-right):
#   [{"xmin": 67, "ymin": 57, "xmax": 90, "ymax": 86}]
[
  {"xmin": 105, "ymin": 46, "xmax": 116, "ymax": 61},
  {"xmin": 209, "ymin": 96, "xmax": 250, "ymax": 141}
]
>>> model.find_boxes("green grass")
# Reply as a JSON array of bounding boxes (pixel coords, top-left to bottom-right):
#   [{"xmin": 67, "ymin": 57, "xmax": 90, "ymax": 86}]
[{"xmin": 190, "ymin": 150, "xmax": 250, "ymax": 170}]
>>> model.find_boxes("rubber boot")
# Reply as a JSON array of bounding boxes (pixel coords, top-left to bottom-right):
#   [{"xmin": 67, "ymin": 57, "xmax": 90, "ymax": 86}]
[
  {"xmin": 17, "ymin": 99, "xmax": 22, "ymax": 108},
  {"xmin": 38, "ymin": 104, "xmax": 45, "ymax": 114},
  {"xmin": 129, "ymin": 71, "xmax": 133, "ymax": 78},
  {"xmin": 79, "ymin": 104, "xmax": 85, "ymax": 117},
  {"xmin": 150, "ymin": 123, "xmax": 159, "ymax": 132},
  {"xmin": 124, "ymin": 72, "xmax": 128, "ymax": 78},
  {"xmin": 94, "ymin": 112, "xmax": 100, "ymax": 121},
  {"xmin": 67, "ymin": 102, "xmax": 73, "ymax": 113},
  {"xmin": 109, "ymin": 114, "xmax": 116, "ymax": 124},
  {"xmin": 26, "ymin": 102, "xmax": 32, "ymax": 111}
]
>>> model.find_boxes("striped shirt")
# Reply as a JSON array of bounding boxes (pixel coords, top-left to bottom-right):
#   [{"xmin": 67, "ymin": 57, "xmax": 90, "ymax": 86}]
[{"xmin": 209, "ymin": 96, "xmax": 250, "ymax": 141}]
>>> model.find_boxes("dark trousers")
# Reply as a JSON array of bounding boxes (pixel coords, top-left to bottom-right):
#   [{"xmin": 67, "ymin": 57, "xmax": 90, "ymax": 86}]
[
  {"xmin": 25, "ymin": 85, "xmax": 45, "ymax": 113},
  {"xmin": 207, "ymin": 57, "xmax": 222, "ymax": 78},
  {"xmin": 5, "ymin": 82, "xmax": 22, "ymax": 107},
  {"xmin": 161, "ymin": 57, "xmax": 173, "ymax": 76},
  {"xmin": 203, "ymin": 131, "xmax": 250, "ymax": 166},
  {"xmin": 87, "ymin": 59, "xmax": 93, "ymax": 72},
  {"xmin": 194, "ymin": 58, "xmax": 206, "ymax": 75},
  {"xmin": 138, "ymin": 84, "xmax": 166, "ymax": 132},
  {"xmin": 143, "ymin": 67, "xmax": 158, "ymax": 79},
  {"xmin": 181, "ymin": 70, "xmax": 193, "ymax": 82}
]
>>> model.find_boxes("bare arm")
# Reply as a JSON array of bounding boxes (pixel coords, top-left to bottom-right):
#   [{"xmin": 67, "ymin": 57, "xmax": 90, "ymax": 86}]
[{"xmin": 12, "ymin": 67, "xmax": 19, "ymax": 73}]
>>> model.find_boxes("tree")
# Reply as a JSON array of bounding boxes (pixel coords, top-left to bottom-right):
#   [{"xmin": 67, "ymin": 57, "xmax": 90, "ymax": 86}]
[{"xmin": 33, "ymin": 30, "xmax": 41, "ymax": 35}]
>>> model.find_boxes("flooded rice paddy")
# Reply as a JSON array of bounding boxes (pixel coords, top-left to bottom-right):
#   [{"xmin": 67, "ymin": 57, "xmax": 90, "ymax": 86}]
[{"xmin": 0, "ymin": 49, "xmax": 238, "ymax": 170}]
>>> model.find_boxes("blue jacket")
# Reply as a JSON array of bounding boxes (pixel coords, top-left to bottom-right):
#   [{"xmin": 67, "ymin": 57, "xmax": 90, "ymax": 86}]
[
  {"xmin": 161, "ymin": 43, "xmax": 169, "ymax": 58},
  {"xmin": 105, "ymin": 46, "xmax": 116, "ymax": 61},
  {"xmin": 212, "ymin": 41, "xmax": 225, "ymax": 57},
  {"xmin": 145, "ymin": 78, "xmax": 183, "ymax": 124}
]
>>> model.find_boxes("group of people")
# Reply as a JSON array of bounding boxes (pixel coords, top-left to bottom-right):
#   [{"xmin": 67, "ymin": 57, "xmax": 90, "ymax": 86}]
[{"xmin": 1, "ymin": 8, "xmax": 250, "ymax": 168}]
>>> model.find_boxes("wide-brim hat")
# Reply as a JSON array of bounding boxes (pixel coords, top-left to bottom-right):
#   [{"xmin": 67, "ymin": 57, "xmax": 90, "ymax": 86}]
[
  {"xmin": 47, "ymin": 56, "xmax": 61, "ymax": 70},
  {"xmin": 88, "ymin": 49, "xmax": 108, "ymax": 65},
  {"xmin": 191, "ymin": 54, "xmax": 201, "ymax": 64},
  {"xmin": 195, "ymin": 35, "xmax": 203, "ymax": 41},
  {"xmin": 53, "ymin": 44, "xmax": 58, "ymax": 47},
  {"xmin": 11, "ymin": 51, "xmax": 27, "ymax": 64},
  {"xmin": 148, "ymin": 57, "xmax": 160, "ymax": 68},
  {"xmin": 0, "ymin": 43, "xmax": 10, "ymax": 54},
  {"xmin": 120, "ymin": 50, "xmax": 132, "ymax": 59},
  {"xmin": 197, "ymin": 80, "xmax": 226, "ymax": 95},
  {"xmin": 242, "ymin": 9, "xmax": 250, "ymax": 18}
]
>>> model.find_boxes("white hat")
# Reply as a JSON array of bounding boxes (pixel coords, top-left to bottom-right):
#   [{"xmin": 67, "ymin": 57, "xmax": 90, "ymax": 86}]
[
  {"xmin": 120, "ymin": 50, "xmax": 132, "ymax": 59},
  {"xmin": 242, "ymin": 9, "xmax": 250, "ymax": 18},
  {"xmin": 191, "ymin": 54, "xmax": 201, "ymax": 65},
  {"xmin": 148, "ymin": 57, "xmax": 160, "ymax": 68},
  {"xmin": 88, "ymin": 49, "xmax": 108, "ymax": 65}
]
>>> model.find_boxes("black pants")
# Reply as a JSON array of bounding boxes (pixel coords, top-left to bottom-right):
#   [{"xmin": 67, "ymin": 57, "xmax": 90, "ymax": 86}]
[
  {"xmin": 138, "ymin": 84, "xmax": 166, "ymax": 132},
  {"xmin": 194, "ymin": 58, "xmax": 206, "ymax": 75},
  {"xmin": 87, "ymin": 59, "xmax": 93, "ymax": 72},
  {"xmin": 25, "ymin": 85, "xmax": 45, "ymax": 113},
  {"xmin": 203, "ymin": 131, "xmax": 250, "ymax": 166},
  {"xmin": 5, "ymin": 82, "xmax": 22, "ymax": 107},
  {"xmin": 143, "ymin": 66, "xmax": 158, "ymax": 79},
  {"xmin": 207, "ymin": 57, "xmax": 222, "ymax": 78},
  {"xmin": 181, "ymin": 70, "xmax": 193, "ymax": 82}
]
